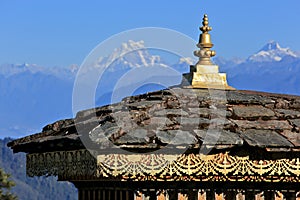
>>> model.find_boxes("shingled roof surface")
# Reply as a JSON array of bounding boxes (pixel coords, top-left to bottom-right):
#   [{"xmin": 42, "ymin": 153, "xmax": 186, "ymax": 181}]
[{"xmin": 8, "ymin": 88, "xmax": 300, "ymax": 154}]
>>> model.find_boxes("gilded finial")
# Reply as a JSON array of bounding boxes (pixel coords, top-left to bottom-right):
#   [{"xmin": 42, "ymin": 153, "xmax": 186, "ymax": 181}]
[
  {"xmin": 194, "ymin": 14, "xmax": 216, "ymax": 65},
  {"xmin": 182, "ymin": 15, "xmax": 234, "ymax": 90},
  {"xmin": 200, "ymin": 14, "xmax": 212, "ymax": 34},
  {"xmin": 181, "ymin": 13, "xmax": 235, "ymax": 90}
]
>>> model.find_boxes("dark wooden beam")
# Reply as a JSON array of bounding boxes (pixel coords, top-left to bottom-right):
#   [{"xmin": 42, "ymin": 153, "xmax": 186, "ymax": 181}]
[
  {"xmin": 167, "ymin": 190, "xmax": 178, "ymax": 200},
  {"xmin": 224, "ymin": 191, "xmax": 236, "ymax": 200},
  {"xmin": 187, "ymin": 190, "xmax": 198, "ymax": 200},
  {"xmin": 206, "ymin": 190, "xmax": 215, "ymax": 200},
  {"xmin": 283, "ymin": 191, "xmax": 296, "ymax": 200},
  {"xmin": 245, "ymin": 190, "xmax": 256, "ymax": 200},
  {"xmin": 263, "ymin": 191, "xmax": 275, "ymax": 200}
]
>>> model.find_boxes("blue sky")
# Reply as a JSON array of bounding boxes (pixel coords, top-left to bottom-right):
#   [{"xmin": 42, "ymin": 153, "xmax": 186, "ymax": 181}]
[{"xmin": 0, "ymin": 0, "xmax": 300, "ymax": 67}]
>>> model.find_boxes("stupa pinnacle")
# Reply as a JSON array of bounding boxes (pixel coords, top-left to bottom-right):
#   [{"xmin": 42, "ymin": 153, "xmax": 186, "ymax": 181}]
[
  {"xmin": 194, "ymin": 14, "xmax": 216, "ymax": 65},
  {"xmin": 183, "ymin": 14, "xmax": 235, "ymax": 90}
]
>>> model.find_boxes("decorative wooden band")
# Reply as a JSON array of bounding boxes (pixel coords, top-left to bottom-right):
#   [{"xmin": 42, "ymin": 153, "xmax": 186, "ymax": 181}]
[{"xmin": 27, "ymin": 150, "xmax": 300, "ymax": 182}]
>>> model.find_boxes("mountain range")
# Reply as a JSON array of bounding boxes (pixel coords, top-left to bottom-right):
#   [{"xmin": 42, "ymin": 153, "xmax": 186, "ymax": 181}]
[
  {"xmin": 0, "ymin": 40, "xmax": 300, "ymax": 139},
  {"xmin": 248, "ymin": 40, "xmax": 299, "ymax": 62},
  {"xmin": 214, "ymin": 41, "xmax": 300, "ymax": 95}
]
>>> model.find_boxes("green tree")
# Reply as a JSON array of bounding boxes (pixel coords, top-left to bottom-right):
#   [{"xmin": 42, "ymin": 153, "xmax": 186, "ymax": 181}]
[{"xmin": 0, "ymin": 168, "xmax": 17, "ymax": 200}]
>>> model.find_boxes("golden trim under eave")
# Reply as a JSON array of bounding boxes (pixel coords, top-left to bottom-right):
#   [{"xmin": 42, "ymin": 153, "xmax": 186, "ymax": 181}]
[
  {"xmin": 26, "ymin": 150, "xmax": 300, "ymax": 182},
  {"xmin": 183, "ymin": 14, "xmax": 235, "ymax": 90},
  {"xmin": 97, "ymin": 153, "xmax": 300, "ymax": 182}
]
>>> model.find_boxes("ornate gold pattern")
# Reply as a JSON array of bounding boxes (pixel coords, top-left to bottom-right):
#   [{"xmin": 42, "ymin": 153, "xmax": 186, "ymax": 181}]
[
  {"xmin": 97, "ymin": 153, "xmax": 300, "ymax": 182},
  {"xmin": 27, "ymin": 150, "xmax": 300, "ymax": 182}
]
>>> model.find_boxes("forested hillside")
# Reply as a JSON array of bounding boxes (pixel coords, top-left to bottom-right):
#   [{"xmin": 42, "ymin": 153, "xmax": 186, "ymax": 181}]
[{"xmin": 0, "ymin": 138, "xmax": 77, "ymax": 200}]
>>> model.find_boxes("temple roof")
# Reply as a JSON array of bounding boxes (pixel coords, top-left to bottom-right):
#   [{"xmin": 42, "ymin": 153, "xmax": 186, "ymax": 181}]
[{"xmin": 8, "ymin": 87, "xmax": 300, "ymax": 154}]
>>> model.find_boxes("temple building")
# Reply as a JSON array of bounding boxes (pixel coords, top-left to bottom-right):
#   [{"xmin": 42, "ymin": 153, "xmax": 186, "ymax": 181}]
[{"xmin": 8, "ymin": 15, "xmax": 300, "ymax": 200}]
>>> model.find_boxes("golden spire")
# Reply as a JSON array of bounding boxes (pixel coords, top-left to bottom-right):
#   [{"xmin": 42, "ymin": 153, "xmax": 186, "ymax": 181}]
[
  {"xmin": 194, "ymin": 14, "xmax": 216, "ymax": 65},
  {"xmin": 181, "ymin": 14, "xmax": 235, "ymax": 90}
]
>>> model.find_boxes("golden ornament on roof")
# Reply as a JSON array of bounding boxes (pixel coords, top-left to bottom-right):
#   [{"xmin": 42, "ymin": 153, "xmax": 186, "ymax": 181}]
[{"xmin": 194, "ymin": 14, "xmax": 216, "ymax": 65}]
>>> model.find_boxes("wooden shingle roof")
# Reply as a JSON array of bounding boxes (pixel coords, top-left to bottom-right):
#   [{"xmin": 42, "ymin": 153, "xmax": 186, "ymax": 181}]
[{"xmin": 8, "ymin": 88, "xmax": 300, "ymax": 155}]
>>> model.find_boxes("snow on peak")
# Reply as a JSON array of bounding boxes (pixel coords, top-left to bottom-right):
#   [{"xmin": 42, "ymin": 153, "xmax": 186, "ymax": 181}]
[
  {"xmin": 96, "ymin": 40, "xmax": 165, "ymax": 71},
  {"xmin": 118, "ymin": 40, "xmax": 146, "ymax": 55},
  {"xmin": 248, "ymin": 41, "xmax": 298, "ymax": 62},
  {"xmin": 179, "ymin": 57, "xmax": 195, "ymax": 65},
  {"xmin": 260, "ymin": 40, "xmax": 281, "ymax": 51},
  {"xmin": 107, "ymin": 40, "xmax": 146, "ymax": 63}
]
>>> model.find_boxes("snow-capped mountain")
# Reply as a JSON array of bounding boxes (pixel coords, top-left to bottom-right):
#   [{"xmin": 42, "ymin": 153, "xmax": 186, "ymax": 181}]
[
  {"xmin": 219, "ymin": 41, "xmax": 300, "ymax": 95},
  {"xmin": 247, "ymin": 41, "xmax": 299, "ymax": 62},
  {"xmin": 95, "ymin": 40, "xmax": 168, "ymax": 72}
]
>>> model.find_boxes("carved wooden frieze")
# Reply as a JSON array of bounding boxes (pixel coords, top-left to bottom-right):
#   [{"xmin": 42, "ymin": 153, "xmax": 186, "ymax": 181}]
[
  {"xmin": 27, "ymin": 150, "xmax": 300, "ymax": 182},
  {"xmin": 26, "ymin": 149, "xmax": 97, "ymax": 179}
]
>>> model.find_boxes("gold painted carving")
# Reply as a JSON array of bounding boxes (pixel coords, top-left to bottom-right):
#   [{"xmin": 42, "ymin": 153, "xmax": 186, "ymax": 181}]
[
  {"xmin": 27, "ymin": 150, "xmax": 300, "ymax": 182},
  {"xmin": 97, "ymin": 153, "xmax": 300, "ymax": 182}
]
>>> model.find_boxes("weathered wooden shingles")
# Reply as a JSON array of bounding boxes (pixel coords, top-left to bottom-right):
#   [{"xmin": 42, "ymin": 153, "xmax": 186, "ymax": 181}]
[
  {"xmin": 8, "ymin": 88, "xmax": 300, "ymax": 152},
  {"xmin": 89, "ymin": 88, "xmax": 300, "ymax": 151}
]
